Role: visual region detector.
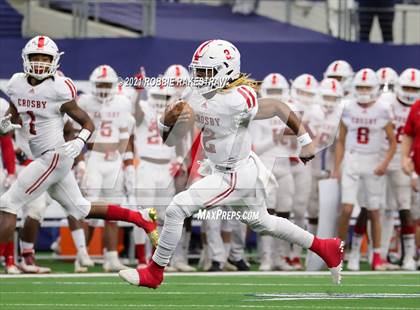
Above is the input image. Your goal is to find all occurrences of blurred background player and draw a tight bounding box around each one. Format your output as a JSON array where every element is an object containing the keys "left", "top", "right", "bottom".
[
  {"left": 288, "top": 73, "right": 324, "bottom": 269},
  {"left": 333, "top": 68, "right": 397, "bottom": 271},
  {"left": 77, "top": 64, "right": 136, "bottom": 272},
  {"left": 376, "top": 67, "right": 399, "bottom": 93},
  {"left": 250, "top": 73, "right": 295, "bottom": 271},
  {"left": 324, "top": 60, "right": 354, "bottom": 98},
  {"left": 0, "top": 97, "right": 20, "bottom": 274}
]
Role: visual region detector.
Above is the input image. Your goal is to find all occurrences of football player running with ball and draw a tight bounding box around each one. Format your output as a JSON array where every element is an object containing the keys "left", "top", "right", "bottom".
[
  {"left": 0, "top": 36, "right": 158, "bottom": 248},
  {"left": 119, "top": 39, "right": 344, "bottom": 288}
]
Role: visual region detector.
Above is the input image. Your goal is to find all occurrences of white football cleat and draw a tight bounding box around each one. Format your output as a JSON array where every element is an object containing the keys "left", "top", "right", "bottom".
[
  {"left": 164, "top": 265, "right": 178, "bottom": 273},
  {"left": 173, "top": 262, "right": 196, "bottom": 272},
  {"left": 119, "top": 268, "right": 140, "bottom": 286},
  {"left": 347, "top": 252, "right": 360, "bottom": 271},
  {"left": 223, "top": 261, "right": 238, "bottom": 272},
  {"left": 273, "top": 257, "right": 295, "bottom": 271},
  {"left": 20, "top": 251, "right": 51, "bottom": 274},
  {"left": 401, "top": 257, "right": 416, "bottom": 271},
  {"left": 5, "top": 264, "right": 22, "bottom": 274},
  {"left": 103, "top": 259, "right": 130, "bottom": 272},
  {"left": 77, "top": 252, "right": 94, "bottom": 267},
  {"left": 259, "top": 257, "right": 272, "bottom": 271}
]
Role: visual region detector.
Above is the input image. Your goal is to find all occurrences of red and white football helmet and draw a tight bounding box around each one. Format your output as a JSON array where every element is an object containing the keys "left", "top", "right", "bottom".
[
  {"left": 189, "top": 39, "right": 240, "bottom": 95},
  {"left": 164, "top": 64, "right": 189, "bottom": 97},
  {"left": 89, "top": 65, "right": 119, "bottom": 103},
  {"left": 291, "top": 74, "right": 319, "bottom": 105},
  {"left": 376, "top": 67, "right": 398, "bottom": 92},
  {"left": 22, "top": 35, "right": 63, "bottom": 80},
  {"left": 319, "top": 78, "right": 344, "bottom": 112},
  {"left": 352, "top": 68, "right": 380, "bottom": 104},
  {"left": 324, "top": 60, "right": 354, "bottom": 93},
  {"left": 397, "top": 68, "right": 420, "bottom": 105},
  {"left": 260, "top": 73, "right": 289, "bottom": 101}
]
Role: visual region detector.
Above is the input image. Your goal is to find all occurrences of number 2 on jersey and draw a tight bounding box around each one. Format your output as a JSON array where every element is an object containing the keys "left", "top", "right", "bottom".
[
  {"left": 202, "top": 127, "right": 216, "bottom": 153},
  {"left": 27, "top": 111, "right": 36, "bottom": 135},
  {"left": 357, "top": 127, "right": 369, "bottom": 144}
]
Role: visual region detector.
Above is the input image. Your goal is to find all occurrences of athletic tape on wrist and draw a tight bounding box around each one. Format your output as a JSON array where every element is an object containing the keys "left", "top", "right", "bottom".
[
  {"left": 78, "top": 128, "right": 91, "bottom": 143},
  {"left": 297, "top": 133, "right": 312, "bottom": 147}
]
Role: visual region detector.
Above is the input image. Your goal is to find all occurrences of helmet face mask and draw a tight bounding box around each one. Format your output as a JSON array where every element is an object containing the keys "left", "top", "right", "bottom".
[
  {"left": 22, "top": 36, "right": 62, "bottom": 80},
  {"left": 319, "top": 78, "right": 343, "bottom": 113},
  {"left": 396, "top": 68, "right": 420, "bottom": 105},
  {"left": 355, "top": 85, "right": 377, "bottom": 104},
  {"left": 291, "top": 74, "right": 318, "bottom": 105},
  {"left": 260, "top": 73, "right": 289, "bottom": 102},
  {"left": 89, "top": 65, "right": 119, "bottom": 104},
  {"left": 148, "top": 86, "right": 175, "bottom": 113}
]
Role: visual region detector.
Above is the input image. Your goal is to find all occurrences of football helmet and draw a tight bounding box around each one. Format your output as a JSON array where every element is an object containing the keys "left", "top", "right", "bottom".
[
  {"left": 148, "top": 85, "right": 176, "bottom": 114},
  {"left": 189, "top": 39, "right": 240, "bottom": 95},
  {"left": 376, "top": 67, "right": 398, "bottom": 92},
  {"left": 352, "top": 68, "right": 379, "bottom": 104},
  {"left": 164, "top": 64, "right": 189, "bottom": 97},
  {"left": 22, "top": 35, "right": 63, "bottom": 80},
  {"left": 319, "top": 78, "right": 344, "bottom": 112},
  {"left": 291, "top": 74, "right": 319, "bottom": 105},
  {"left": 89, "top": 65, "right": 119, "bottom": 103},
  {"left": 397, "top": 68, "right": 420, "bottom": 105},
  {"left": 260, "top": 73, "right": 289, "bottom": 101},
  {"left": 324, "top": 60, "right": 354, "bottom": 93}
]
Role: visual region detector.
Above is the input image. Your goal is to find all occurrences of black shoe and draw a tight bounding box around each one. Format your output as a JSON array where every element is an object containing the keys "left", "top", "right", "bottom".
[
  {"left": 207, "top": 261, "right": 222, "bottom": 272},
  {"left": 228, "top": 259, "right": 250, "bottom": 271}
]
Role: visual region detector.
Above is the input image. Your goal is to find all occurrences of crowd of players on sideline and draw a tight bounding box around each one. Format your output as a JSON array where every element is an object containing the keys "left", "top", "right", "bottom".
[{"left": 0, "top": 57, "right": 419, "bottom": 274}]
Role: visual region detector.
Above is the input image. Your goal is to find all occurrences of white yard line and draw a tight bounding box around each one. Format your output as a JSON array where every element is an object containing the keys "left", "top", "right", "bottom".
[
  {"left": 1, "top": 304, "right": 419, "bottom": 310},
  {"left": 0, "top": 271, "right": 419, "bottom": 279}
]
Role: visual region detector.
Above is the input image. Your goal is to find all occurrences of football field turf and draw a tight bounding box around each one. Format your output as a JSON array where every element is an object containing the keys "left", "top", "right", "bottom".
[{"left": 1, "top": 271, "right": 419, "bottom": 310}]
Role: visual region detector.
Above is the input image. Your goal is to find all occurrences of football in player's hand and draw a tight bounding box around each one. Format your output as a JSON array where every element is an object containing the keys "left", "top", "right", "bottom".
[{"left": 161, "top": 100, "right": 195, "bottom": 135}]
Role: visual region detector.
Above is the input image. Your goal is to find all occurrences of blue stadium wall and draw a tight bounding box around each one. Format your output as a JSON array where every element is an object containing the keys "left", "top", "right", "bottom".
[{"left": 0, "top": 37, "right": 419, "bottom": 81}]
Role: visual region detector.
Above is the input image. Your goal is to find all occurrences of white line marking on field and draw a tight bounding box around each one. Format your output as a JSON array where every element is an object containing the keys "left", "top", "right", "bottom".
[
  {"left": 0, "top": 271, "right": 419, "bottom": 279},
  {"left": 244, "top": 292, "right": 420, "bottom": 301},
  {"left": 1, "top": 304, "right": 419, "bottom": 310}
]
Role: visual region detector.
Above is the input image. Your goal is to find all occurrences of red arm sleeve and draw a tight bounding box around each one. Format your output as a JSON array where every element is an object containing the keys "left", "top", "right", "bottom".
[{"left": 0, "top": 135, "right": 16, "bottom": 175}]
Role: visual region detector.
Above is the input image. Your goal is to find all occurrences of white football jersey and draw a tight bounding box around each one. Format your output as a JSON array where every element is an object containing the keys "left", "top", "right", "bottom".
[
  {"left": 342, "top": 96, "right": 392, "bottom": 154},
  {"left": 135, "top": 100, "right": 176, "bottom": 160},
  {"left": 384, "top": 93, "right": 411, "bottom": 170},
  {"left": 0, "top": 97, "right": 9, "bottom": 116},
  {"left": 6, "top": 73, "right": 76, "bottom": 158},
  {"left": 184, "top": 85, "right": 258, "bottom": 166},
  {"left": 77, "top": 93, "right": 130, "bottom": 144}
]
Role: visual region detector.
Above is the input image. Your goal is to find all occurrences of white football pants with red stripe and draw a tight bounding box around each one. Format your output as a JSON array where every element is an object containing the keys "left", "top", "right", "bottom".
[
  {"left": 0, "top": 151, "right": 91, "bottom": 220},
  {"left": 153, "top": 156, "right": 314, "bottom": 267}
]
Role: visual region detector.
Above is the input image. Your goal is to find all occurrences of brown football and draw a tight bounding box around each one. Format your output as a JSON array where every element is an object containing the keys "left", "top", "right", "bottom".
[{"left": 162, "top": 100, "right": 195, "bottom": 133}]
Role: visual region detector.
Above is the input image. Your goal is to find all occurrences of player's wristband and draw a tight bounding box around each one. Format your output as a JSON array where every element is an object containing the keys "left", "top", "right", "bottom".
[
  {"left": 122, "top": 151, "right": 134, "bottom": 161},
  {"left": 297, "top": 133, "right": 312, "bottom": 147},
  {"left": 77, "top": 128, "right": 92, "bottom": 143},
  {"left": 158, "top": 119, "right": 171, "bottom": 133}
]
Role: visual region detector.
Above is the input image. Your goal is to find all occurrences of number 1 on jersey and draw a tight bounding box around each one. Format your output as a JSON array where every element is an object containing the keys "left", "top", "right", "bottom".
[{"left": 27, "top": 111, "right": 36, "bottom": 135}]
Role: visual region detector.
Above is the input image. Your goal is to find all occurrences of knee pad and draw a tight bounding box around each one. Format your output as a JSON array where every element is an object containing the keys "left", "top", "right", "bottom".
[
  {"left": 165, "top": 203, "right": 188, "bottom": 225},
  {"left": 0, "top": 192, "right": 19, "bottom": 215},
  {"left": 70, "top": 196, "right": 91, "bottom": 220}
]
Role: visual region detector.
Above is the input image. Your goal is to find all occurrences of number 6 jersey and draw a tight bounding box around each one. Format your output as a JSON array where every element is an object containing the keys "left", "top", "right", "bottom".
[{"left": 341, "top": 94, "right": 392, "bottom": 154}]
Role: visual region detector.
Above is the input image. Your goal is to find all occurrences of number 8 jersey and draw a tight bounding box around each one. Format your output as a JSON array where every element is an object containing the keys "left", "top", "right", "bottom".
[{"left": 341, "top": 95, "right": 392, "bottom": 154}]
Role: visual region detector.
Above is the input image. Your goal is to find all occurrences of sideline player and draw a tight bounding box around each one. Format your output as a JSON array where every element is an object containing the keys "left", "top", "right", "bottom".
[
  {"left": 333, "top": 68, "right": 397, "bottom": 270},
  {"left": 0, "top": 36, "right": 158, "bottom": 249},
  {"left": 119, "top": 39, "right": 344, "bottom": 288}
]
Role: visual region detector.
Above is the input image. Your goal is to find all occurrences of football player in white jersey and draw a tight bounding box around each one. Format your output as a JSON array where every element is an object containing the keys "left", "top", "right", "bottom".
[
  {"left": 324, "top": 60, "right": 354, "bottom": 96},
  {"left": 349, "top": 68, "right": 420, "bottom": 271},
  {"left": 308, "top": 78, "right": 345, "bottom": 237},
  {"left": 77, "top": 64, "right": 137, "bottom": 272},
  {"left": 0, "top": 36, "right": 158, "bottom": 251},
  {"left": 0, "top": 97, "right": 21, "bottom": 274},
  {"left": 120, "top": 39, "right": 344, "bottom": 288},
  {"left": 333, "top": 68, "right": 397, "bottom": 271},
  {"left": 250, "top": 73, "right": 294, "bottom": 271},
  {"left": 288, "top": 73, "right": 325, "bottom": 269},
  {"left": 376, "top": 67, "right": 399, "bottom": 93}
]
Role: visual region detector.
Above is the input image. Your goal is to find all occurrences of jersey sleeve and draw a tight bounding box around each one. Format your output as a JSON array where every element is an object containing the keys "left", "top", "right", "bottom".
[
  {"left": 231, "top": 85, "right": 258, "bottom": 127},
  {"left": 0, "top": 98, "right": 10, "bottom": 116},
  {"left": 5, "top": 73, "right": 21, "bottom": 99},
  {"left": 404, "top": 101, "right": 420, "bottom": 137},
  {"left": 55, "top": 76, "right": 77, "bottom": 104}
]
